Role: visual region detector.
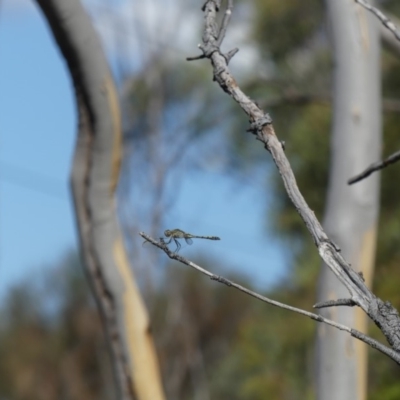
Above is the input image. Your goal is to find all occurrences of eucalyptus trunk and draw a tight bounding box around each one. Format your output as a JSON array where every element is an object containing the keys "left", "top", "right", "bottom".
[
  {"left": 316, "top": 1, "right": 381, "bottom": 399},
  {"left": 35, "top": 1, "right": 166, "bottom": 399}
]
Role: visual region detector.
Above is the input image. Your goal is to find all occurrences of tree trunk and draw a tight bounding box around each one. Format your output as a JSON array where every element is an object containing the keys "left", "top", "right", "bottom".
[
  {"left": 316, "top": 1, "right": 381, "bottom": 399},
  {"left": 34, "top": 1, "right": 166, "bottom": 399}
]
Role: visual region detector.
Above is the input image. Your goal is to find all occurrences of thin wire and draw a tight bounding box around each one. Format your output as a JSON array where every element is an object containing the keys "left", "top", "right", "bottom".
[{"left": 0, "top": 161, "right": 67, "bottom": 200}]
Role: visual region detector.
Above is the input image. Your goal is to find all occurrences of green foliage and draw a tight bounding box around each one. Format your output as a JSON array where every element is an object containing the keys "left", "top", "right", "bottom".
[
  {"left": 376, "top": 51, "right": 400, "bottom": 269},
  {"left": 151, "top": 261, "right": 257, "bottom": 399},
  {"left": 0, "top": 253, "right": 113, "bottom": 400},
  {"left": 123, "top": 58, "right": 227, "bottom": 147},
  {"left": 212, "top": 293, "right": 315, "bottom": 399},
  {"left": 0, "top": 251, "right": 319, "bottom": 400},
  {"left": 271, "top": 103, "right": 331, "bottom": 242},
  {"left": 382, "top": 0, "right": 400, "bottom": 17},
  {"left": 252, "top": 0, "right": 323, "bottom": 62}
]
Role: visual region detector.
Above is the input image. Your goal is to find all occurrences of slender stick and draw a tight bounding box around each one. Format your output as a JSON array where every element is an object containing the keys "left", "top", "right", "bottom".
[
  {"left": 355, "top": 0, "right": 400, "bottom": 42},
  {"left": 140, "top": 232, "right": 400, "bottom": 365},
  {"left": 348, "top": 149, "right": 400, "bottom": 185}
]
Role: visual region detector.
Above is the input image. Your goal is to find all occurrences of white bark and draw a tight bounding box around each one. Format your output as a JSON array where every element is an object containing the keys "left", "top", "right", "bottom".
[
  {"left": 35, "top": 1, "right": 166, "bottom": 398},
  {"left": 316, "top": 1, "right": 381, "bottom": 399}
]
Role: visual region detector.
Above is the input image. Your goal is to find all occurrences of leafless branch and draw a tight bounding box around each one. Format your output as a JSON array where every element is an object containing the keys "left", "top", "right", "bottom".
[
  {"left": 186, "top": 0, "right": 400, "bottom": 362},
  {"left": 355, "top": 0, "right": 400, "bottom": 42},
  {"left": 216, "top": 0, "right": 233, "bottom": 46},
  {"left": 348, "top": 150, "right": 400, "bottom": 184},
  {"left": 381, "top": 19, "right": 400, "bottom": 58},
  {"left": 140, "top": 232, "right": 400, "bottom": 364},
  {"left": 314, "top": 298, "right": 357, "bottom": 308}
]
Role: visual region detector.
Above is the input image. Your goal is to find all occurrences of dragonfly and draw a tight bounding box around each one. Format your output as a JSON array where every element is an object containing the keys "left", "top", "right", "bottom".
[{"left": 162, "top": 229, "right": 220, "bottom": 253}]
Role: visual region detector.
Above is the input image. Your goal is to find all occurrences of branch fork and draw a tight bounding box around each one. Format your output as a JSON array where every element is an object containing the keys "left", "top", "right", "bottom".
[
  {"left": 143, "top": 0, "right": 400, "bottom": 366},
  {"left": 186, "top": 0, "right": 400, "bottom": 364}
]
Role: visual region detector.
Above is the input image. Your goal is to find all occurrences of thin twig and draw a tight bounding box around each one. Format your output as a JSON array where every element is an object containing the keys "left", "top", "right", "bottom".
[
  {"left": 314, "top": 298, "right": 357, "bottom": 308},
  {"left": 217, "top": 0, "right": 233, "bottom": 46},
  {"left": 140, "top": 232, "right": 400, "bottom": 365},
  {"left": 348, "top": 149, "right": 400, "bottom": 184},
  {"left": 138, "top": 232, "right": 355, "bottom": 328},
  {"left": 355, "top": 0, "right": 400, "bottom": 42}
]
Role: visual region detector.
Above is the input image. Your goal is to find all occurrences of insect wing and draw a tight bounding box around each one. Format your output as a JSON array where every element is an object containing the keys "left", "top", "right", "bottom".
[{"left": 184, "top": 237, "right": 193, "bottom": 245}]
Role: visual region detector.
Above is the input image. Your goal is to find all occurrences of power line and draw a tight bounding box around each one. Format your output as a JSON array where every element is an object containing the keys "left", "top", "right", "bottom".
[{"left": 0, "top": 161, "right": 67, "bottom": 200}]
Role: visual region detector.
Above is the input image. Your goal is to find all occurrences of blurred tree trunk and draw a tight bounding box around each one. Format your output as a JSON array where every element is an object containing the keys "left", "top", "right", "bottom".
[
  {"left": 34, "top": 1, "right": 166, "bottom": 399},
  {"left": 316, "top": 1, "right": 381, "bottom": 399}
]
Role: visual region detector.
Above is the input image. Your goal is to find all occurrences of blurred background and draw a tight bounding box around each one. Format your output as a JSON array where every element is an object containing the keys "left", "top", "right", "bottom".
[{"left": 2, "top": 0, "right": 400, "bottom": 399}]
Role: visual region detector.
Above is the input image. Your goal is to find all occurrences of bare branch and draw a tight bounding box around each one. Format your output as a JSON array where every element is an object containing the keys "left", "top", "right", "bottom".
[
  {"left": 348, "top": 150, "right": 400, "bottom": 185},
  {"left": 140, "top": 232, "right": 400, "bottom": 365},
  {"left": 187, "top": 0, "right": 400, "bottom": 359},
  {"left": 314, "top": 298, "right": 357, "bottom": 308},
  {"left": 192, "top": 0, "right": 367, "bottom": 306},
  {"left": 381, "top": 19, "right": 400, "bottom": 58},
  {"left": 139, "top": 233, "right": 355, "bottom": 328},
  {"left": 355, "top": 0, "right": 400, "bottom": 42},
  {"left": 216, "top": 0, "right": 233, "bottom": 46}
]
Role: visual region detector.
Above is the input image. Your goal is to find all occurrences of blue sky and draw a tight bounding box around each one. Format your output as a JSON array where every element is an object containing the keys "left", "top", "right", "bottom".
[
  {"left": 0, "top": 0, "right": 287, "bottom": 299},
  {"left": 0, "top": 0, "right": 76, "bottom": 298}
]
